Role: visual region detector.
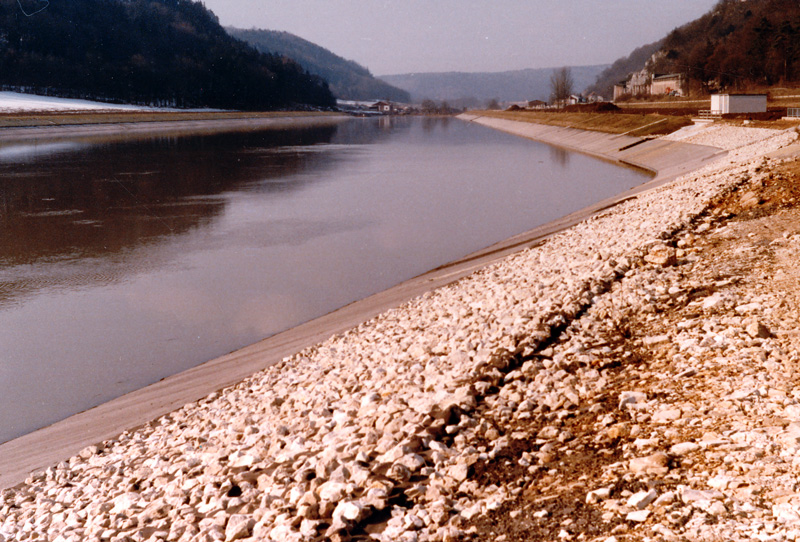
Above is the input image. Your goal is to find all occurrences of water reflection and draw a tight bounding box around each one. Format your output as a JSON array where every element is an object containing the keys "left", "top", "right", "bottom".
[
  {"left": 0, "top": 141, "right": 90, "bottom": 162},
  {"left": 550, "top": 146, "right": 571, "bottom": 168},
  {"left": 328, "top": 116, "right": 410, "bottom": 143},
  {"left": 0, "top": 126, "right": 347, "bottom": 307}
]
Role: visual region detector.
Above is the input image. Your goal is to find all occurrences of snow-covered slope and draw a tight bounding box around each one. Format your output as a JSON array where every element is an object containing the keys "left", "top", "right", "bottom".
[{"left": 0, "top": 92, "right": 162, "bottom": 113}]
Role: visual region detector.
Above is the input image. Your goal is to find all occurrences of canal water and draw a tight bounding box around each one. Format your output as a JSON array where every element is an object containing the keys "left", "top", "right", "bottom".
[{"left": 0, "top": 117, "right": 648, "bottom": 443}]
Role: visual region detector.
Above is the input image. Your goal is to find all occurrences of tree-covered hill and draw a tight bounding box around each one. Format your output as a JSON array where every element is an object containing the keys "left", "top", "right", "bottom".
[
  {"left": 652, "top": 0, "right": 800, "bottom": 91},
  {"left": 0, "top": 0, "right": 336, "bottom": 110},
  {"left": 593, "top": 0, "right": 800, "bottom": 96},
  {"left": 227, "top": 28, "right": 410, "bottom": 103}
]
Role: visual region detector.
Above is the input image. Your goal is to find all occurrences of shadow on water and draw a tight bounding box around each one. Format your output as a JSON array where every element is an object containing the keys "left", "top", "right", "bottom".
[
  {"left": 421, "top": 116, "right": 455, "bottom": 133},
  {"left": 0, "top": 125, "right": 360, "bottom": 306}
]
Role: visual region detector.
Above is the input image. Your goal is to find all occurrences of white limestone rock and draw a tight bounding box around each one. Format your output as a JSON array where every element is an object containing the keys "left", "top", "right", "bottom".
[
  {"left": 224, "top": 514, "right": 253, "bottom": 542},
  {"left": 627, "top": 489, "right": 658, "bottom": 510},
  {"left": 619, "top": 391, "right": 647, "bottom": 410},
  {"left": 669, "top": 442, "right": 699, "bottom": 456},
  {"left": 629, "top": 452, "right": 670, "bottom": 475},
  {"left": 625, "top": 509, "right": 650, "bottom": 522}
]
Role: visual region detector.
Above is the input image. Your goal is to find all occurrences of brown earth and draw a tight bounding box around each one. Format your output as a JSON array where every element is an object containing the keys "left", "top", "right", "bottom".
[
  {"left": 451, "top": 155, "right": 800, "bottom": 541},
  {"left": 0, "top": 110, "right": 336, "bottom": 128},
  {"left": 474, "top": 110, "right": 693, "bottom": 137}
]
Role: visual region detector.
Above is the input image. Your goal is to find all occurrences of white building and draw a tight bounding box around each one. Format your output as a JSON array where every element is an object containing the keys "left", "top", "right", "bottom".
[{"left": 711, "top": 94, "right": 767, "bottom": 115}]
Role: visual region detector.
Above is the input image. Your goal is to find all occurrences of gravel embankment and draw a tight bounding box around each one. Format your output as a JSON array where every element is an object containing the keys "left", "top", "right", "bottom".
[
  {"left": 0, "top": 123, "right": 798, "bottom": 542},
  {"left": 662, "top": 123, "right": 785, "bottom": 148}
]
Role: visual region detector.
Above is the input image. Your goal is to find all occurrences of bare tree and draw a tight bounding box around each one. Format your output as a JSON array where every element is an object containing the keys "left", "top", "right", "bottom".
[
  {"left": 421, "top": 99, "right": 437, "bottom": 114},
  {"left": 549, "top": 67, "right": 574, "bottom": 106}
]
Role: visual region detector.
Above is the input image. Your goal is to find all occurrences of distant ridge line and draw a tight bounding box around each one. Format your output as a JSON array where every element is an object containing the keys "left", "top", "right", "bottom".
[{"left": 379, "top": 65, "right": 609, "bottom": 103}]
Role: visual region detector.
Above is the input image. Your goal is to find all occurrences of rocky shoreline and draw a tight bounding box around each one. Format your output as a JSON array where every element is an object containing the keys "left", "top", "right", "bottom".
[{"left": 1, "top": 122, "right": 799, "bottom": 542}]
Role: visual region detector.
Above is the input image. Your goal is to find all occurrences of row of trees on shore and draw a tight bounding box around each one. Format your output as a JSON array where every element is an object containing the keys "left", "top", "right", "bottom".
[
  {"left": 420, "top": 99, "right": 462, "bottom": 115},
  {"left": 415, "top": 67, "right": 576, "bottom": 112}
]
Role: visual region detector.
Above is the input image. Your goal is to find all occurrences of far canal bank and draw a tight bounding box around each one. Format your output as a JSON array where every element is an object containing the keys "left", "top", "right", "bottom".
[{"left": 0, "top": 112, "right": 349, "bottom": 143}]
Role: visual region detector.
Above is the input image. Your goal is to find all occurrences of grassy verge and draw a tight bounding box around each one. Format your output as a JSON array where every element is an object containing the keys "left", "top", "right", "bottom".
[
  {"left": 471, "top": 110, "right": 693, "bottom": 136},
  {"left": 0, "top": 110, "right": 339, "bottom": 129},
  {"left": 616, "top": 98, "right": 709, "bottom": 109},
  {"left": 616, "top": 89, "right": 800, "bottom": 110}
]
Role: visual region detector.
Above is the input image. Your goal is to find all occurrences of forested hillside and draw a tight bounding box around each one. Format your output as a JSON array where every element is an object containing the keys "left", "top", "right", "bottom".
[
  {"left": 228, "top": 28, "right": 410, "bottom": 102},
  {"left": 0, "top": 0, "right": 336, "bottom": 110},
  {"left": 652, "top": 0, "right": 800, "bottom": 91}
]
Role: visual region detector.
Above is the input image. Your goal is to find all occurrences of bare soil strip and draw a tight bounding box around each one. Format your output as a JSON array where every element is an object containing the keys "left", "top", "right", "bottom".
[
  {"left": 0, "top": 110, "right": 340, "bottom": 129},
  {"left": 0, "top": 113, "right": 348, "bottom": 144}
]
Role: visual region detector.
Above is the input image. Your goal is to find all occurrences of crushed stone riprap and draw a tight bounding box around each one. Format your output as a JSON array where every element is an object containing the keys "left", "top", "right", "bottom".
[
  {"left": 0, "top": 124, "right": 798, "bottom": 542},
  {"left": 662, "top": 123, "right": 782, "bottom": 150},
  {"left": 465, "top": 151, "right": 800, "bottom": 541}
]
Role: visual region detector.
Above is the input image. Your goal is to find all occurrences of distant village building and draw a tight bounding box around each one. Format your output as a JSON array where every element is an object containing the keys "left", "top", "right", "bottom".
[
  {"left": 628, "top": 69, "right": 650, "bottom": 96},
  {"left": 650, "top": 74, "right": 685, "bottom": 96},
  {"left": 336, "top": 99, "right": 379, "bottom": 114},
  {"left": 614, "top": 71, "right": 687, "bottom": 101},
  {"left": 710, "top": 93, "right": 767, "bottom": 115},
  {"left": 371, "top": 101, "right": 395, "bottom": 114},
  {"left": 336, "top": 99, "right": 409, "bottom": 116},
  {"left": 613, "top": 83, "right": 628, "bottom": 102},
  {"left": 542, "top": 94, "right": 607, "bottom": 108}
]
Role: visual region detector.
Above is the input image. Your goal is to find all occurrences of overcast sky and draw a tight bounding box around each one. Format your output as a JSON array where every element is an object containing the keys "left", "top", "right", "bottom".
[{"left": 202, "top": 0, "right": 720, "bottom": 76}]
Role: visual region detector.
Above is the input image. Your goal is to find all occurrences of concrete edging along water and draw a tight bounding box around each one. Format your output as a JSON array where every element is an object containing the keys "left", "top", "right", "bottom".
[
  {"left": 0, "top": 116, "right": 727, "bottom": 490},
  {"left": 0, "top": 114, "right": 350, "bottom": 144},
  {"left": 458, "top": 113, "right": 727, "bottom": 184}
]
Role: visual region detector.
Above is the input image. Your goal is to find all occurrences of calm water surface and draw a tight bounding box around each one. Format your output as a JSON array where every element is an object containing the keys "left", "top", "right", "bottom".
[{"left": 0, "top": 117, "right": 648, "bottom": 443}]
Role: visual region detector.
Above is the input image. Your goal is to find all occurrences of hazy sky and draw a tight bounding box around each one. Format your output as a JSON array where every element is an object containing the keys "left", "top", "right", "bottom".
[{"left": 203, "top": 1, "right": 720, "bottom": 76}]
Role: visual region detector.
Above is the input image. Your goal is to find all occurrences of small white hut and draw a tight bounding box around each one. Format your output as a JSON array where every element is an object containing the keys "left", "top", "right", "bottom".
[{"left": 711, "top": 94, "right": 767, "bottom": 115}]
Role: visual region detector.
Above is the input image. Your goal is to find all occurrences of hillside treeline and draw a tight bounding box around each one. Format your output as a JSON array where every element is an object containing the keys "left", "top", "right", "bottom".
[
  {"left": 0, "top": 0, "right": 336, "bottom": 109},
  {"left": 653, "top": 0, "right": 800, "bottom": 91},
  {"left": 228, "top": 28, "right": 410, "bottom": 103}
]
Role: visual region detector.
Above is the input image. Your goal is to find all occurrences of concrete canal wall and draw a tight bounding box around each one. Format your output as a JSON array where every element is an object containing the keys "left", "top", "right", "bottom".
[{"left": 458, "top": 113, "right": 727, "bottom": 184}]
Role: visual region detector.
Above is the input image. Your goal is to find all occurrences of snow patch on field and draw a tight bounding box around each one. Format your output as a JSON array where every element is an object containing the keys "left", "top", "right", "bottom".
[{"left": 0, "top": 91, "right": 165, "bottom": 113}]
